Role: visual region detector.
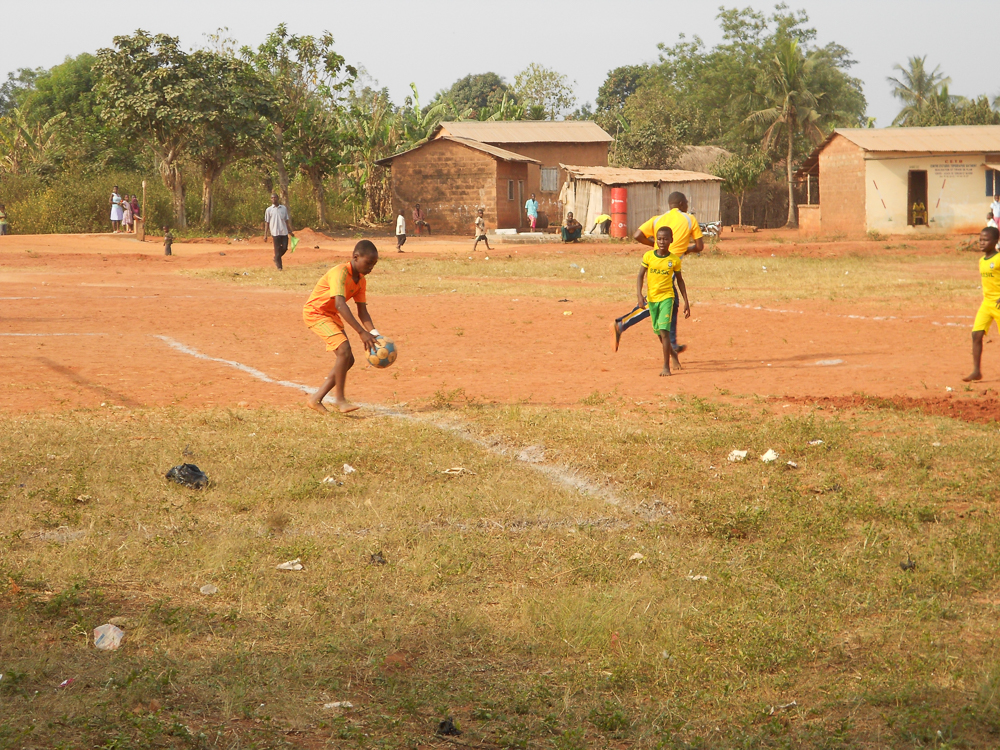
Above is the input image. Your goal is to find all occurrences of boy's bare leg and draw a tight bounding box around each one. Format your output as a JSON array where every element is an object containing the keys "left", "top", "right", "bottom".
[
  {"left": 331, "top": 342, "right": 359, "bottom": 412},
  {"left": 307, "top": 341, "right": 360, "bottom": 413},
  {"left": 307, "top": 368, "right": 336, "bottom": 413},
  {"left": 964, "top": 330, "right": 985, "bottom": 381},
  {"left": 657, "top": 331, "right": 671, "bottom": 377}
]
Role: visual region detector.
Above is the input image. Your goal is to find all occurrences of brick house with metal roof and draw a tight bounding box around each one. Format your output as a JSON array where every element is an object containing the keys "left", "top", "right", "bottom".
[
  {"left": 795, "top": 125, "right": 1000, "bottom": 236},
  {"left": 377, "top": 121, "right": 612, "bottom": 235}
]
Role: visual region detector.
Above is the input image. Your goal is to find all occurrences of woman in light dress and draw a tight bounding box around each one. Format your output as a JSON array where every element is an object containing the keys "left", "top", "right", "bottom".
[
  {"left": 122, "top": 194, "right": 134, "bottom": 233},
  {"left": 110, "top": 185, "right": 124, "bottom": 232}
]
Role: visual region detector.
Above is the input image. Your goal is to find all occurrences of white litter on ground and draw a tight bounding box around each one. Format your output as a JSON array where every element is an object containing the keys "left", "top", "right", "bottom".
[
  {"left": 276, "top": 558, "right": 304, "bottom": 571},
  {"left": 728, "top": 450, "right": 748, "bottom": 462},
  {"left": 155, "top": 336, "right": 622, "bottom": 505},
  {"left": 760, "top": 449, "right": 779, "bottom": 463}
]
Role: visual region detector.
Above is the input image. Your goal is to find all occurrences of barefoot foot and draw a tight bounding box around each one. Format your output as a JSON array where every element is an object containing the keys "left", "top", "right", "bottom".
[
  {"left": 963, "top": 372, "right": 983, "bottom": 382},
  {"left": 671, "top": 355, "right": 682, "bottom": 370},
  {"left": 335, "top": 400, "right": 360, "bottom": 414},
  {"left": 306, "top": 398, "right": 329, "bottom": 414},
  {"left": 660, "top": 367, "right": 671, "bottom": 377}
]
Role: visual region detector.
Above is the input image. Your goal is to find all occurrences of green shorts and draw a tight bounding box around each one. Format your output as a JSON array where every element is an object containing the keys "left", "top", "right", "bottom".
[{"left": 648, "top": 298, "right": 675, "bottom": 333}]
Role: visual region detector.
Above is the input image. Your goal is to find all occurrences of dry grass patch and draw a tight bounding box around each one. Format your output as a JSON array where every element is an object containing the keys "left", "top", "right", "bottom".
[
  {"left": 1, "top": 402, "right": 1000, "bottom": 747},
  {"left": 188, "top": 250, "right": 983, "bottom": 309}
]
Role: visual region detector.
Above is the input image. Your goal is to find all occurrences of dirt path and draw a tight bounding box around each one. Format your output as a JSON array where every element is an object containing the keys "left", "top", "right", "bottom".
[{"left": 1, "top": 231, "right": 996, "bottom": 418}]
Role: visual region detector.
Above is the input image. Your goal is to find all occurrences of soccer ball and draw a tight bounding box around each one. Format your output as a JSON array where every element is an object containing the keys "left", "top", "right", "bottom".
[{"left": 367, "top": 336, "right": 398, "bottom": 368}]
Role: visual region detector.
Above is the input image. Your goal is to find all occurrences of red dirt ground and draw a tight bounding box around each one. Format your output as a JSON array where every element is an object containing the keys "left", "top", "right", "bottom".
[{"left": 1, "top": 229, "right": 996, "bottom": 423}]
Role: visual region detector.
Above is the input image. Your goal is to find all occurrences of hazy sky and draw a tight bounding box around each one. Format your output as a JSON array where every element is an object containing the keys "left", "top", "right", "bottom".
[{"left": 1, "top": 0, "right": 994, "bottom": 128}]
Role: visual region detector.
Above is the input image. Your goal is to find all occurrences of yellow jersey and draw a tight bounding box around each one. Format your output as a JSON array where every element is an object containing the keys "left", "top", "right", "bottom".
[
  {"left": 638, "top": 208, "right": 703, "bottom": 256},
  {"left": 642, "top": 250, "right": 682, "bottom": 303},
  {"left": 982, "top": 253, "right": 1000, "bottom": 305}
]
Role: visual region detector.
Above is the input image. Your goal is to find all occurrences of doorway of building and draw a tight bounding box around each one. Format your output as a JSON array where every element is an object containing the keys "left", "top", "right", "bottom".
[{"left": 907, "top": 170, "right": 928, "bottom": 226}]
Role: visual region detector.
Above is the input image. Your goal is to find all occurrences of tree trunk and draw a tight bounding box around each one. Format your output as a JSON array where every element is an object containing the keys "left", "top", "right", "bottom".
[
  {"left": 306, "top": 167, "right": 327, "bottom": 228},
  {"left": 159, "top": 157, "right": 187, "bottom": 229},
  {"left": 785, "top": 127, "right": 797, "bottom": 228},
  {"left": 272, "top": 125, "right": 290, "bottom": 207},
  {"left": 200, "top": 160, "right": 225, "bottom": 227},
  {"left": 737, "top": 194, "right": 744, "bottom": 226}
]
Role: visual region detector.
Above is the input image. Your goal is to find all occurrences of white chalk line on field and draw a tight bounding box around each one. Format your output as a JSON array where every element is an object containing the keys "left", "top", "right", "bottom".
[
  {"left": 711, "top": 301, "right": 972, "bottom": 328},
  {"left": 154, "top": 335, "right": 621, "bottom": 505}
]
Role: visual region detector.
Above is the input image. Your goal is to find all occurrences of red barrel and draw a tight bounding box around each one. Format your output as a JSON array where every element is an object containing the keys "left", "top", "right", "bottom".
[{"left": 610, "top": 187, "right": 628, "bottom": 238}]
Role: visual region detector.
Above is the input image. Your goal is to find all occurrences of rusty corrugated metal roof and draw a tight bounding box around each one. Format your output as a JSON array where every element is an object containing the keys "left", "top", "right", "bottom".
[
  {"left": 796, "top": 125, "right": 1000, "bottom": 179},
  {"left": 561, "top": 164, "right": 723, "bottom": 186},
  {"left": 835, "top": 125, "right": 1000, "bottom": 152},
  {"left": 375, "top": 136, "right": 540, "bottom": 166},
  {"left": 436, "top": 121, "right": 613, "bottom": 144}
]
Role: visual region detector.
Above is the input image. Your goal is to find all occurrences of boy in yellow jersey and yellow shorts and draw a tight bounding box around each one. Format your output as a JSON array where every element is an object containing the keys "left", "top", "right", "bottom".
[
  {"left": 637, "top": 226, "right": 691, "bottom": 375},
  {"left": 303, "top": 240, "right": 380, "bottom": 413},
  {"left": 964, "top": 226, "right": 1000, "bottom": 382}
]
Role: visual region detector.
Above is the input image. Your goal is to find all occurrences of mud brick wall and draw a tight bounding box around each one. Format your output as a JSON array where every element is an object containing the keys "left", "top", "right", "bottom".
[
  {"left": 490, "top": 142, "right": 609, "bottom": 225},
  {"left": 389, "top": 139, "right": 499, "bottom": 236},
  {"left": 817, "top": 135, "right": 866, "bottom": 236}
]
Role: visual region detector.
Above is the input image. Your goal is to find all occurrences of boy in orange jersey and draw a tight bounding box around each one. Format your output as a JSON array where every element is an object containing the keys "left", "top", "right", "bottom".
[
  {"left": 964, "top": 226, "right": 1000, "bottom": 382},
  {"left": 303, "top": 240, "right": 380, "bottom": 413}
]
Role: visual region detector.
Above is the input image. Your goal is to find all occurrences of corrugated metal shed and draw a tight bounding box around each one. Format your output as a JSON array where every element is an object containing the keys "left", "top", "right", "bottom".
[
  {"left": 796, "top": 125, "right": 1000, "bottom": 177},
  {"left": 375, "top": 136, "right": 540, "bottom": 166},
  {"left": 559, "top": 165, "right": 723, "bottom": 185},
  {"left": 435, "top": 121, "right": 613, "bottom": 144},
  {"left": 560, "top": 165, "right": 722, "bottom": 230}
]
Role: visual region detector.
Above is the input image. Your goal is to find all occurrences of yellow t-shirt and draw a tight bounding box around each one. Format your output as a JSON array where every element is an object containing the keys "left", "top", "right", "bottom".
[
  {"left": 641, "top": 250, "right": 682, "bottom": 303},
  {"left": 982, "top": 254, "right": 1000, "bottom": 305},
  {"left": 638, "top": 208, "right": 703, "bottom": 256}
]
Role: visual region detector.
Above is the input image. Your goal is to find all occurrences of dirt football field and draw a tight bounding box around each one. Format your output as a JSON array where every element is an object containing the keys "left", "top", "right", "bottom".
[{"left": 0, "top": 228, "right": 997, "bottom": 419}]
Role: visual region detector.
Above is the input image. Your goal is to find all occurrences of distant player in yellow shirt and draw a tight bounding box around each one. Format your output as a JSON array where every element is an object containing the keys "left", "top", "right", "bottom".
[
  {"left": 964, "top": 226, "right": 1000, "bottom": 381},
  {"left": 611, "top": 191, "right": 702, "bottom": 352},
  {"left": 637, "top": 226, "right": 690, "bottom": 375}
]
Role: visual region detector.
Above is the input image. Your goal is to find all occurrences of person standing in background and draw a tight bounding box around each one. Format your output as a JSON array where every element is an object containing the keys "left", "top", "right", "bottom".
[
  {"left": 524, "top": 193, "right": 539, "bottom": 230},
  {"left": 263, "top": 193, "right": 294, "bottom": 270},
  {"left": 0, "top": 204, "right": 10, "bottom": 235},
  {"left": 395, "top": 209, "right": 406, "bottom": 252},
  {"left": 473, "top": 208, "right": 491, "bottom": 252},
  {"left": 122, "top": 196, "right": 134, "bottom": 233},
  {"left": 412, "top": 204, "right": 431, "bottom": 235},
  {"left": 110, "top": 185, "right": 124, "bottom": 233}
]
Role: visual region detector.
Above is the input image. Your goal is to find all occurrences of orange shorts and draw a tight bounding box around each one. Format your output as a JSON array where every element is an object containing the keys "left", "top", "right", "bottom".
[{"left": 305, "top": 315, "right": 348, "bottom": 352}]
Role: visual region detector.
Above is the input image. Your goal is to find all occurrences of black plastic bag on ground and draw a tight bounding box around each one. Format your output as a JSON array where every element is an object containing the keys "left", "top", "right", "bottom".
[{"left": 166, "top": 463, "right": 209, "bottom": 489}]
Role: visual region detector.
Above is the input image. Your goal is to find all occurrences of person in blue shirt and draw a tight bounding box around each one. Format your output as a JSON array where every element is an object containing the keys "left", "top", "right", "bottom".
[{"left": 524, "top": 193, "right": 539, "bottom": 230}]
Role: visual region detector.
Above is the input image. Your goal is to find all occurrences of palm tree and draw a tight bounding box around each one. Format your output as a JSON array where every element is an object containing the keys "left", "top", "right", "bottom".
[
  {"left": 745, "top": 39, "right": 825, "bottom": 228},
  {"left": 887, "top": 56, "right": 950, "bottom": 126}
]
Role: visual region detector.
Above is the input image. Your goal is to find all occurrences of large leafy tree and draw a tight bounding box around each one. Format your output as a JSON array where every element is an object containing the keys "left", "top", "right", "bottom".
[
  {"left": 431, "top": 73, "right": 513, "bottom": 118},
  {"left": 241, "top": 25, "right": 357, "bottom": 211},
  {"left": 189, "top": 51, "right": 265, "bottom": 226},
  {"left": 95, "top": 31, "right": 210, "bottom": 228},
  {"left": 18, "top": 53, "right": 137, "bottom": 171},
  {"left": 887, "top": 56, "right": 950, "bottom": 126},
  {"left": 512, "top": 64, "right": 577, "bottom": 120},
  {"left": 711, "top": 149, "right": 768, "bottom": 226},
  {"left": 0, "top": 68, "right": 44, "bottom": 117},
  {"left": 745, "top": 39, "right": 826, "bottom": 228}
]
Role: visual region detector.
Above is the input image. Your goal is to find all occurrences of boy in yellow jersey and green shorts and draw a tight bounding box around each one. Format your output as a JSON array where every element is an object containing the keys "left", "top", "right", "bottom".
[
  {"left": 964, "top": 226, "right": 1000, "bottom": 382},
  {"left": 637, "top": 226, "right": 690, "bottom": 375},
  {"left": 612, "top": 191, "right": 703, "bottom": 353}
]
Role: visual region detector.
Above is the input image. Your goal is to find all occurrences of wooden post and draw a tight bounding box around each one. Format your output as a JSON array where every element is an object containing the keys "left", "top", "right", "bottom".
[{"left": 134, "top": 180, "right": 147, "bottom": 241}]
